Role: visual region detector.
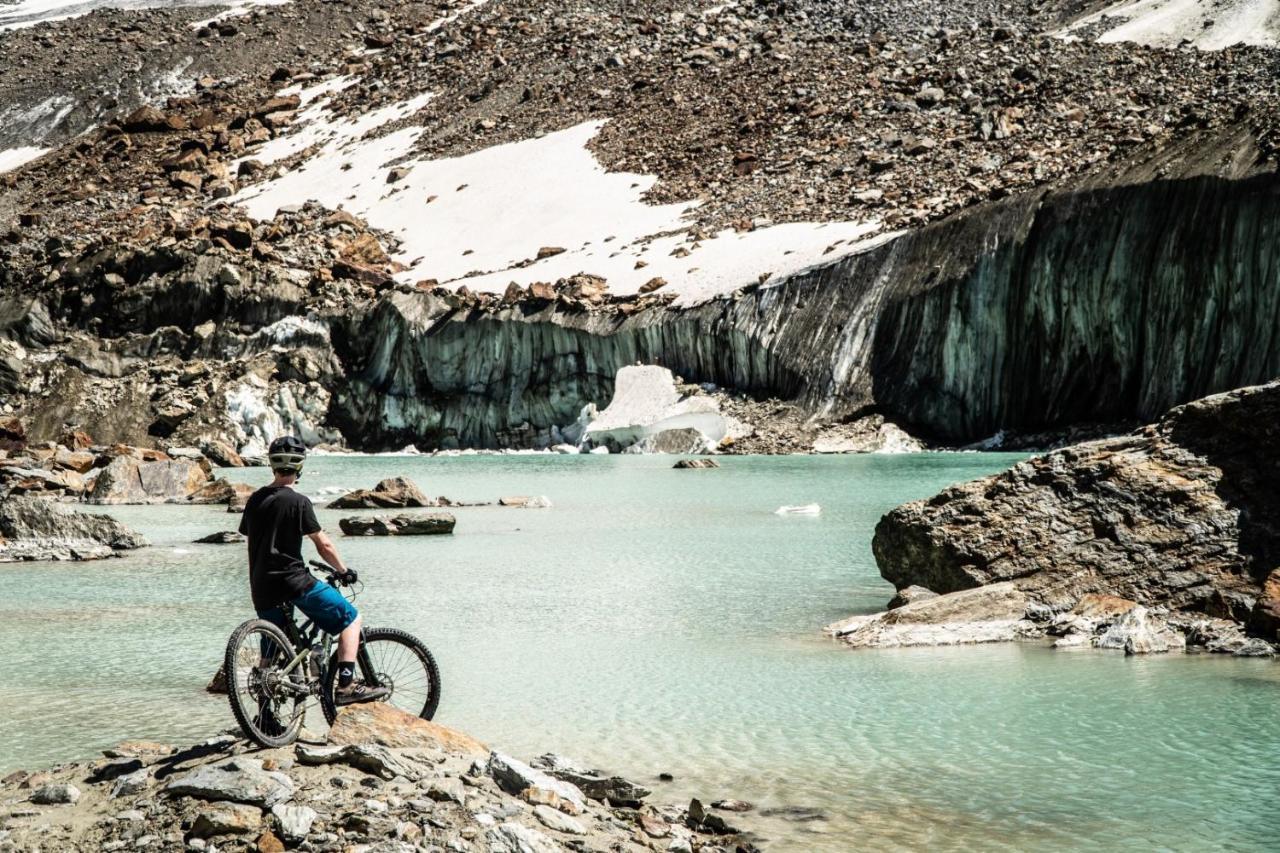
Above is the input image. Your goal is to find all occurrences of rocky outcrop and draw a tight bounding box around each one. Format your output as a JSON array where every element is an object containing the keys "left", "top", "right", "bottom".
[
  {"left": 87, "top": 455, "right": 210, "bottom": 505},
  {"left": 338, "top": 513, "right": 456, "bottom": 536},
  {"left": 0, "top": 495, "right": 147, "bottom": 561},
  {"left": 873, "top": 381, "right": 1280, "bottom": 625}
]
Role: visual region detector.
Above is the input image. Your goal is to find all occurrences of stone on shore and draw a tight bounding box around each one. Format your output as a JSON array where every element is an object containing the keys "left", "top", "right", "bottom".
[
  {"left": 328, "top": 476, "right": 432, "bottom": 509},
  {"left": 186, "top": 478, "right": 254, "bottom": 506},
  {"left": 1094, "top": 606, "right": 1186, "bottom": 655},
  {"left": 872, "top": 382, "right": 1280, "bottom": 621},
  {"left": 30, "top": 782, "right": 80, "bottom": 805},
  {"left": 295, "top": 742, "right": 425, "bottom": 781},
  {"left": 489, "top": 752, "right": 587, "bottom": 814},
  {"left": 270, "top": 803, "right": 317, "bottom": 842},
  {"left": 338, "top": 512, "right": 455, "bottom": 536},
  {"left": 162, "top": 757, "right": 294, "bottom": 807},
  {"left": 827, "top": 583, "right": 1035, "bottom": 648},
  {"left": 190, "top": 802, "right": 263, "bottom": 837},
  {"left": 326, "top": 703, "right": 488, "bottom": 756},
  {"left": 87, "top": 455, "right": 210, "bottom": 504},
  {"left": 0, "top": 495, "right": 148, "bottom": 561},
  {"left": 887, "top": 585, "right": 938, "bottom": 609}
]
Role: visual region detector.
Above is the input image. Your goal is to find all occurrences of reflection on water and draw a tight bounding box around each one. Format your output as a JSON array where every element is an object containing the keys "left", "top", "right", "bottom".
[{"left": 4, "top": 453, "right": 1280, "bottom": 851}]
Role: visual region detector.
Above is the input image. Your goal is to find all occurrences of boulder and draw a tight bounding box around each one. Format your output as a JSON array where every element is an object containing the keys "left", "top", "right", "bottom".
[
  {"left": 529, "top": 754, "right": 649, "bottom": 805},
  {"left": 201, "top": 439, "right": 246, "bottom": 468},
  {"left": 190, "top": 802, "right": 263, "bottom": 837},
  {"left": 187, "top": 479, "right": 254, "bottom": 506},
  {"left": 873, "top": 382, "right": 1280, "bottom": 617},
  {"left": 338, "top": 513, "right": 455, "bottom": 536},
  {"left": 30, "top": 782, "right": 80, "bottom": 805},
  {"left": 87, "top": 456, "right": 209, "bottom": 504},
  {"left": 488, "top": 822, "right": 562, "bottom": 853},
  {"left": 270, "top": 803, "right": 316, "bottom": 842},
  {"left": 0, "top": 496, "right": 147, "bottom": 561},
  {"left": 328, "top": 476, "right": 431, "bottom": 509},
  {"left": 887, "top": 585, "right": 938, "bottom": 609},
  {"left": 585, "top": 366, "right": 746, "bottom": 452},
  {"left": 162, "top": 757, "right": 294, "bottom": 808},
  {"left": 673, "top": 458, "right": 719, "bottom": 469},
  {"left": 827, "top": 583, "right": 1035, "bottom": 648},
  {"left": 326, "top": 703, "right": 487, "bottom": 756},
  {"left": 489, "top": 752, "right": 587, "bottom": 814}
]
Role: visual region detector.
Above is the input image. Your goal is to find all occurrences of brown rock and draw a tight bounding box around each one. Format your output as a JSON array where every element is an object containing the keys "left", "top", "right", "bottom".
[
  {"left": 123, "top": 105, "right": 187, "bottom": 132},
  {"left": 0, "top": 417, "right": 26, "bottom": 452},
  {"left": 536, "top": 246, "right": 566, "bottom": 259},
  {"left": 255, "top": 95, "right": 301, "bottom": 117},
  {"left": 329, "top": 476, "right": 431, "bottom": 509},
  {"left": 257, "top": 830, "right": 285, "bottom": 853},
  {"left": 639, "top": 277, "right": 667, "bottom": 293},
  {"left": 58, "top": 429, "right": 94, "bottom": 450},
  {"left": 327, "top": 703, "right": 487, "bottom": 756},
  {"left": 1248, "top": 569, "right": 1280, "bottom": 641}
]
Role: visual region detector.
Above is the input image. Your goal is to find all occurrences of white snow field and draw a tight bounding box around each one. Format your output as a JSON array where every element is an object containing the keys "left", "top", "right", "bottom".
[
  {"left": 1061, "top": 0, "right": 1280, "bottom": 49},
  {"left": 0, "top": 146, "right": 49, "bottom": 174},
  {"left": 234, "top": 86, "right": 890, "bottom": 307}
]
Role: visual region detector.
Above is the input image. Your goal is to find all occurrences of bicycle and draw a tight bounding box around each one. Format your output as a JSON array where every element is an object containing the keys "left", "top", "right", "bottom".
[{"left": 223, "top": 560, "right": 442, "bottom": 748}]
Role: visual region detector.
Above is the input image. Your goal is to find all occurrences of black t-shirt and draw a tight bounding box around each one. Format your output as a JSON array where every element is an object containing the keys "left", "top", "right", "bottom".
[{"left": 238, "top": 485, "right": 322, "bottom": 610}]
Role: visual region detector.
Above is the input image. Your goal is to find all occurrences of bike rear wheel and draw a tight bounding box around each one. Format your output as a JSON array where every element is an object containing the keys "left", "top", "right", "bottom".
[
  {"left": 320, "top": 627, "right": 441, "bottom": 724},
  {"left": 225, "top": 619, "right": 308, "bottom": 748}
]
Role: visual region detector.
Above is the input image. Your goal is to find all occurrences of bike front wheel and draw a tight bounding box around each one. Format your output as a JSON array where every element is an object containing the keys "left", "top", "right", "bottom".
[
  {"left": 225, "top": 619, "right": 307, "bottom": 748},
  {"left": 320, "top": 627, "right": 441, "bottom": 724}
]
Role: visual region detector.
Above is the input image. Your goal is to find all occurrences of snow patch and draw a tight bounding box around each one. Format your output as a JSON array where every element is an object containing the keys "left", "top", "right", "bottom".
[
  {"left": 0, "top": 146, "right": 50, "bottom": 174},
  {"left": 1059, "top": 0, "right": 1280, "bottom": 49},
  {"left": 584, "top": 365, "right": 746, "bottom": 451},
  {"left": 234, "top": 95, "right": 886, "bottom": 307}
]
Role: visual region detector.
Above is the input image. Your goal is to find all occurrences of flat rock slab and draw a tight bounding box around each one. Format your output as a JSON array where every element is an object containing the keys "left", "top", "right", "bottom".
[
  {"left": 828, "top": 583, "right": 1036, "bottom": 648},
  {"left": 162, "top": 757, "right": 294, "bottom": 808},
  {"left": 0, "top": 495, "right": 147, "bottom": 562},
  {"left": 338, "top": 513, "right": 455, "bottom": 536}
]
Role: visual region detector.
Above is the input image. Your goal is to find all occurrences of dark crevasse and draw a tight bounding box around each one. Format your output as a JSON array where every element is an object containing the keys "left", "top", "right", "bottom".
[{"left": 328, "top": 142, "right": 1280, "bottom": 449}]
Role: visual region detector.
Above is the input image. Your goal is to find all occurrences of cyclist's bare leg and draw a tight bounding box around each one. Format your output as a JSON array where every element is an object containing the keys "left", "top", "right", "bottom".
[{"left": 338, "top": 614, "right": 362, "bottom": 663}]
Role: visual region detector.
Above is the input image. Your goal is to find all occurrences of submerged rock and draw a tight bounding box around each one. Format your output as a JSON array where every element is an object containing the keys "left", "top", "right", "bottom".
[
  {"left": 873, "top": 382, "right": 1280, "bottom": 619},
  {"left": 194, "top": 530, "right": 246, "bottom": 544},
  {"left": 338, "top": 513, "right": 455, "bottom": 536},
  {"left": 0, "top": 495, "right": 147, "bottom": 561},
  {"left": 673, "top": 458, "right": 719, "bottom": 469},
  {"left": 498, "top": 495, "right": 551, "bottom": 508}
]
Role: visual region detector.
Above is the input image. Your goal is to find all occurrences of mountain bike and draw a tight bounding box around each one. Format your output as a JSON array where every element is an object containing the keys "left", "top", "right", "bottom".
[{"left": 223, "top": 561, "right": 442, "bottom": 748}]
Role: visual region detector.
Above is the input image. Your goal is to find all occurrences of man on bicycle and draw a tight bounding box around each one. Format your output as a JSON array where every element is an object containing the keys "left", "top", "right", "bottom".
[{"left": 239, "top": 435, "right": 388, "bottom": 705}]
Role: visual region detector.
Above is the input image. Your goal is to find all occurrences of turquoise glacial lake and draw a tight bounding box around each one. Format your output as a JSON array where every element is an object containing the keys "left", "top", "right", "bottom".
[{"left": 4, "top": 453, "right": 1279, "bottom": 851}]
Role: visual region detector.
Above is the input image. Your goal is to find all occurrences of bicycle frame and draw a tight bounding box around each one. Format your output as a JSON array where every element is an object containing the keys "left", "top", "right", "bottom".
[{"left": 268, "top": 572, "right": 383, "bottom": 694}]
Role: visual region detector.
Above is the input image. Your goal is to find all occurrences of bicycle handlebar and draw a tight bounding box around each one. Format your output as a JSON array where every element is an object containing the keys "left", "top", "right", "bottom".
[{"left": 309, "top": 560, "right": 355, "bottom": 586}]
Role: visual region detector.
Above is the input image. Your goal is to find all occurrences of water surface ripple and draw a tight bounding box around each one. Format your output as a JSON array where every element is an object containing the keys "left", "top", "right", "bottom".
[{"left": 4, "top": 454, "right": 1278, "bottom": 851}]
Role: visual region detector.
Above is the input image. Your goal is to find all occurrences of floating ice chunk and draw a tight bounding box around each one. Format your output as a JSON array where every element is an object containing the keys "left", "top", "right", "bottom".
[
  {"left": 775, "top": 504, "right": 822, "bottom": 516},
  {"left": 589, "top": 446, "right": 610, "bottom": 455}
]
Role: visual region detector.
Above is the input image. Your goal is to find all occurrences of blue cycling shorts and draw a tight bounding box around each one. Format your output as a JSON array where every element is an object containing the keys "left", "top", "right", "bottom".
[{"left": 258, "top": 579, "right": 357, "bottom": 636}]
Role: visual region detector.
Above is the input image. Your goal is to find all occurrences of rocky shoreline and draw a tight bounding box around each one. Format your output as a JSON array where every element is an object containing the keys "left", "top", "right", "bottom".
[
  {"left": 0, "top": 703, "right": 761, "bottom": 852},
  {"left": 834, "top": 381, "right": 1280, "bottom": 655}
]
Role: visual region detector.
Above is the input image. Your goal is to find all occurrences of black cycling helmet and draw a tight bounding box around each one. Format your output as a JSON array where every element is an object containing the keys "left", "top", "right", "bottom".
[{"left": 268, "top": 435, "right": 306, "bottom": 476}]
